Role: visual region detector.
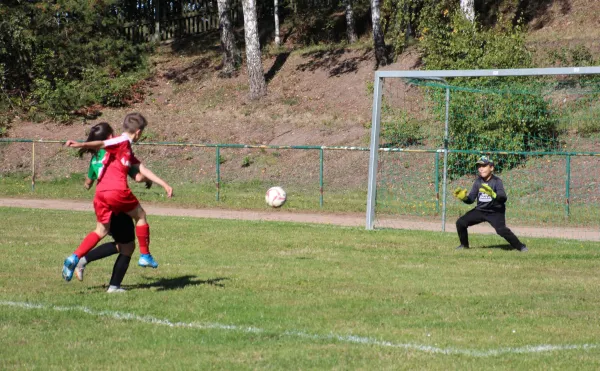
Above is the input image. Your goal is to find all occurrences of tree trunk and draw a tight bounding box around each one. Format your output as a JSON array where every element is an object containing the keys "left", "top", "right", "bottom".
[
  {"left": 241, "top": 0, "right": 267, "bottom": 99},
  {"left": 274, "top": 0, "right": 281, "bottom": 46},
  {"left": 460, "top": 0, "right": 475, "bottom": 22},
  {"left": 217, "top": 0, "right": 240, "bottom": 77},
  {"left": 371, "top": 0, "right": 388, "bottom": 68},
  {"left": 344, "top": 0, "right": 357, "bottom": 44}
]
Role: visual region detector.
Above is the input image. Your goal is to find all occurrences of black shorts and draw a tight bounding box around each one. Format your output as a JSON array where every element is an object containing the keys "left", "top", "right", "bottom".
[{"left": 109, "top": 212, "right": 135, "bottom": 244}]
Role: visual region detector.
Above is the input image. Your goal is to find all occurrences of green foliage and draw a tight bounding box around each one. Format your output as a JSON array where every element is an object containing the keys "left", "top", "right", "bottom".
[
  {"left": 0, "top": 0, "right": 150, "bottom": 125},
  {"left": 415, "top": 9, "right": 560, "bottom": 178},
  {"left": 380, "top": 103, "right": 424, "bottom": 147},
  {"left": 381, "top": 0, "right": 423, "bottom": 57},
  {"left": 419, "top": 10, "right": 532, "bottom": 71},
  {"left": 547, "top": 45, "right": 597, "bottom": 67},
  {"left": 442, "top": 84, "right": 559, "bottom": 179},
  {"left": 241, "top": 155, "right": 253, "bottom": 167}
]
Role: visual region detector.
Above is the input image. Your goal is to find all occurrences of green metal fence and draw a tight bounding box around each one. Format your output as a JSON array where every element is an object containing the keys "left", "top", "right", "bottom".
[
  {"left": 0, "top": 138, "right": 372, "bottom": 210},
  {"left": 2, "top": 137, "right": 600, "bottom": 232}
]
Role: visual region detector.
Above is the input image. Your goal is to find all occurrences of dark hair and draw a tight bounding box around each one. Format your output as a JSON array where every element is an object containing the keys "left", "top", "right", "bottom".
[
  {"left": 122, "top": 112, "right": 147, "bottom": 134},
  {"left": 78, "top": 122, "right": 114, "bottom": 157}
]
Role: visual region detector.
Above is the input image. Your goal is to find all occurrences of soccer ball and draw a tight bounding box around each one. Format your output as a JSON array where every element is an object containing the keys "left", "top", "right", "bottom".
[{"left": 265, "top": 186, "right": 286, "bottom": 208}]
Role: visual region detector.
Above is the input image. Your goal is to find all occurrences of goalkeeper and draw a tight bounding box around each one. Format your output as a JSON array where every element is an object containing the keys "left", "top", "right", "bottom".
[{"left": 452, "top": 156, "right": 528, "bottom": 252}]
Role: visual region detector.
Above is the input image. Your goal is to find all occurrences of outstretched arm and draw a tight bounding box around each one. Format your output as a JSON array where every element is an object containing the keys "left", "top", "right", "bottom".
[
  {"left": 65, "top": 140, "right": 104, "bottom": 150},
  {"left": 138, "top": 164, "right": 173, "bottom": 198}
]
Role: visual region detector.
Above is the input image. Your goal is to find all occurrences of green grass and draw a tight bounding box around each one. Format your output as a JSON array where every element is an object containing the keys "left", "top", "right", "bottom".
[{"left": 1, "top": 207, "right": 600, "bottom": 369}]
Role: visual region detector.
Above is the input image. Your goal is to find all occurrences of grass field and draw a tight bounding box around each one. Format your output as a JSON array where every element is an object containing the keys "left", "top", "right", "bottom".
[{"left": 1, "top": 207, "right": 600, "bottom": 369}]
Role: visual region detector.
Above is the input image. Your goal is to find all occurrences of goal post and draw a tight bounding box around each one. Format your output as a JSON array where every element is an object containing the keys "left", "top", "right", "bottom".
[{"left": 366, "top": 67, "right": 600, "bottom": 232}]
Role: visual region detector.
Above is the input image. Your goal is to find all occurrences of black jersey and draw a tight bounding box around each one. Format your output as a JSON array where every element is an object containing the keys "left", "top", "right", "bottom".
[{"left": 463, "top": 175, "right": 507, "bottom": 213}]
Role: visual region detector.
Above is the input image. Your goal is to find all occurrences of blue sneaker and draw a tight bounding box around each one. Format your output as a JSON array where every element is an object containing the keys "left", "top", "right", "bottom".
[
  {"left": 62, "top": 254, "right": 79, "bottom": 282},
  {"left": 138, "top": 254, "right": 158, "bottom": 268}
]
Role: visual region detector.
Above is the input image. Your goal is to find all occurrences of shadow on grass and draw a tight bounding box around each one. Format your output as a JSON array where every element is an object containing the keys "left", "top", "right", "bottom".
[
  {"left": 125, "top": 275, "right": 229, "bottom": 291},
  {"left": 480, "top": 244, "right": 516, "bottom": 251}
]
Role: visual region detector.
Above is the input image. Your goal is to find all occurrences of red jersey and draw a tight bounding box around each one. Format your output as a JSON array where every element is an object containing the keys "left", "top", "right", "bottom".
[{"left": 96, "top": 133, "right": 140, "bottom": 192}]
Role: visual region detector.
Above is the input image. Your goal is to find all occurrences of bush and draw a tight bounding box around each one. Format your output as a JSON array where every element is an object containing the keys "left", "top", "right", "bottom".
[
  {"left": 418, "top": 10, "right": 559, "bottom": 178},
  {"left": 0, "top": 0, "right": 150, "bottom": 123}
]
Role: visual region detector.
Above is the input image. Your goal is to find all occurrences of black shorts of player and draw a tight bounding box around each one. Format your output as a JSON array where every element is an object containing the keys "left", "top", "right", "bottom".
[{"left": 109, "top": 212, "right": 135, "bottom": 244}]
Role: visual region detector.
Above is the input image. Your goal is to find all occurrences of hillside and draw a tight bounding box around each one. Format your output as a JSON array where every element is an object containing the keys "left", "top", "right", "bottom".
[
  {"left": 2, "top": 0, "right": 600, "bottom": 199},
  {"left": 5, "top": 0, "right": 600, "bottom": 144}
]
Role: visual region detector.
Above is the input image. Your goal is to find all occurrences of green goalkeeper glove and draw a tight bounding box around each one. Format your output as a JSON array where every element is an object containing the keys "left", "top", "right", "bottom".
[
  {"left": 453, "top": 187, "right": 468, "bottom": 201},
  {"left": 479, "top": 184, "right": 497, "bottom": 199}
]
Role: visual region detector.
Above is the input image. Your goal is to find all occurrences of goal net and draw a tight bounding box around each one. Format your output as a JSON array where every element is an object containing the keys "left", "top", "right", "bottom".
[{"left": 366, "top": 67, "right": 600, "bottom": 241}]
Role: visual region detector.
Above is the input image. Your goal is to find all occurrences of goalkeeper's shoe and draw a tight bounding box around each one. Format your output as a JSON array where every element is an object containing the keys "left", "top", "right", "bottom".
[
  {"left": 138, "top": 254, "right": 158, "bottom": 268},
  {"left": 518, "top": 245, "right": 528, "bottom": 253},
  {"left": 75, "top": 264, "right": 85, "bottom": 282},
  {"left": 455, "top": 244, "right": 469, "bottom": 250},
  {"left": 62, "top": 254, "right": 79, "bottom": 282}
]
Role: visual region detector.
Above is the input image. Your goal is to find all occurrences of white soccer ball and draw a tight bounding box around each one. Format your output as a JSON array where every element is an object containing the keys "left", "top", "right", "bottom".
[{"left": 265, "top": 186, "right": 286, "bottom": 208}]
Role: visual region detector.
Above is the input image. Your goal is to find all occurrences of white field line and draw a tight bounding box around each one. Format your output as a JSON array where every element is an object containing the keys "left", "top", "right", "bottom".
[{"left": 1, "top": 300, "right": 597, "bottom": 357}]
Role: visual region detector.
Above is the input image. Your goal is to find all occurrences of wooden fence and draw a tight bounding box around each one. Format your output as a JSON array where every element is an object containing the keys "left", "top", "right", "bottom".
[{"left": 121, "top": 0, "right": 241, "bottom": 42}]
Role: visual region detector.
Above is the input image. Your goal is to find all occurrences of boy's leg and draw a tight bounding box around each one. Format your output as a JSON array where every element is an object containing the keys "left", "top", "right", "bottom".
[
  {"left": 75, "top": 243, "right": 118, "bottom": 281},
  {"left": 107, "top": 243, "right": 135, "bottom": 293},
  {"left": 485, "top": 213, "right": 527, "bottom": 251},
  {"left": 73, "top": 222, "right": 110, "bottom": 258},
  {"left": 76, "top": 213, "right": 134, "bottom": 281},
  {"left": 63, "top": 221, "right": 109, "bottom": 282},
  {"left": 455, "top": 209, "right": 486, "bottom": 248},
  {"left": 125, "top": 204, "right": 157, "bottom": 268}
]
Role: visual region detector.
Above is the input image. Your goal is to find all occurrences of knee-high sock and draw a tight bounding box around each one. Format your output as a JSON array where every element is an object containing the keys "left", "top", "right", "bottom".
[
  {"left": 136, "top": 224, "right": 150, "bottom": 255},
  {"left": 109, "top": 254, "right": 131, "bottom": 287},
  {"left": 74, "top": 232, "right": 102, "bottom": 259}
]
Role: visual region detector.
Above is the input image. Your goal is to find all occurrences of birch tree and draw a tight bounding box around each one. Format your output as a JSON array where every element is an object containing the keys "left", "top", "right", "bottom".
[
  {"left": 344, "top": 0, "right": 357, "bottom": 44},
  {"left": 460, "top": 0, "right": 475, "bottom": 22},
  {"left": 241, "top": 0, "right": 267, "bottom": 99},
  {"left": 274, "top": 0, "right": 281, "bottom": 46},
  {"left": 371, "top": 0, "right": 389, "bottom": 68},
  {"left": 217, "top": 0, "right": 240, "bottom": 76}
]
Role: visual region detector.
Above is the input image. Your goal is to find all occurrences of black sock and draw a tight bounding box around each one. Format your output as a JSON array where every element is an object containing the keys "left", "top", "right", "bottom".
[
  {"left": 85, "top": 242, "right": 118, "bottom": 264},
  {"left": 109, "top": 254, "right": 131, "bottom": 287}
]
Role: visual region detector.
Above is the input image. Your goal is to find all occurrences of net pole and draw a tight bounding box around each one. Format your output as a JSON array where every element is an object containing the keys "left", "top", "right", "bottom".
[
  {"left": 441, "top": 86, "right": 450, "bottom": 232},
  {"left": 366, "top": 74, "right": 384, "bottom": 230}
]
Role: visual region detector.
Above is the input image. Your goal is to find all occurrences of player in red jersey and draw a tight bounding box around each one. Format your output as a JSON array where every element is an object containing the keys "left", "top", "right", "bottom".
[
  {"left": 62, "top": 113, "right": 173, "bottom": 282},
  {"left": 74, "top": 121, "right": 171, "bottom": 292}
]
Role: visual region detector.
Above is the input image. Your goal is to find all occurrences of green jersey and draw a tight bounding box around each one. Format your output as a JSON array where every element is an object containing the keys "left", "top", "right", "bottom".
[
  {"left": 87, "top": 149, "right": 107, "bottom": 181},
  {"left": 87, "top": 149, "right": 139, "bottom": 181}
]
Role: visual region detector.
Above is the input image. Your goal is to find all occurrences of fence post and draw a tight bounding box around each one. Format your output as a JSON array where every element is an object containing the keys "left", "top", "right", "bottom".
[
  {"left": 441, "top": 86, "right": 450, "bottom": 232},
  {"left": 434, "top": 151, "right": 440, "bottom": 214},
  {"left": 31, "top": 142, "right": 35, "bottom": 191},
  {"left": 319, "top": 148, "right": 324, "bottom": 208},
  {"left": 216, "top": 146, "right": 221, "bottom": 202},
  {"left": 565, "top": 154, "right": 571, "bottom": 218}
]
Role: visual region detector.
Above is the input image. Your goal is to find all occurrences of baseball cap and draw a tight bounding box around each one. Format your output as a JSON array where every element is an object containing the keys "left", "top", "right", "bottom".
[{"left": 475, "top": 156, "right": 493, "bottom": 166}]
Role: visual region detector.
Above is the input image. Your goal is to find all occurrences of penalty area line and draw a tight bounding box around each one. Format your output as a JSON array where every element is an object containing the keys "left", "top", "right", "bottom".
[{"left": 1, "top": 300, "right": 597, "bottom": 357}]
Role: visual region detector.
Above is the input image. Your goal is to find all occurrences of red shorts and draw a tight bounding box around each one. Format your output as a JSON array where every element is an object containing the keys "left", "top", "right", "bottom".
[{"left": 93, "top": 189, "right": 139, "bottom": 224}]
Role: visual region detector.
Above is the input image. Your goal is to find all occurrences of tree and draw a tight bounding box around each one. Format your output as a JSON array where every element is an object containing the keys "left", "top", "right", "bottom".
[
  {"left": 217, "top": 0, "right": 241, "bottom": 77},
  {"left": 344, "top": 0, "right": 358, "bottom": 44},
  {"left": 274, "top": 0, "right": 281, "bottom": 46},
  {"left": 241, "top": 0, "right": 267, "bottom": 99},
  {"left": 371, "top": 0, "right": 389, "bottom": 68},
  {"left": 460, "top": 0, "right": 475, "bottom": 22}
]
